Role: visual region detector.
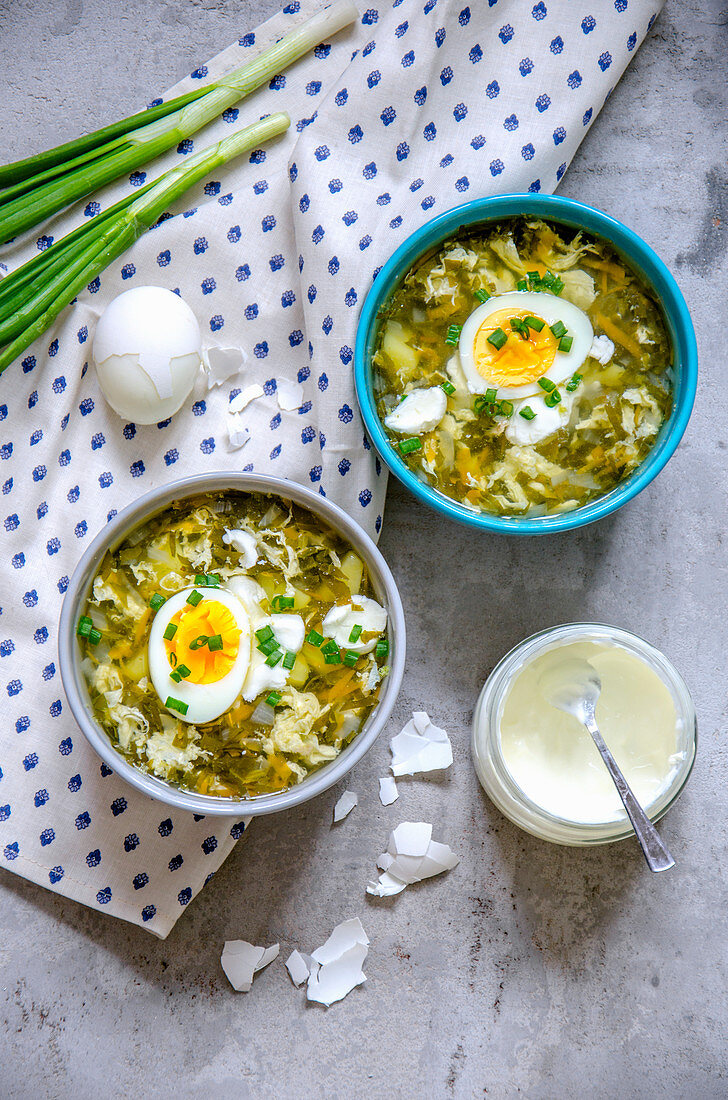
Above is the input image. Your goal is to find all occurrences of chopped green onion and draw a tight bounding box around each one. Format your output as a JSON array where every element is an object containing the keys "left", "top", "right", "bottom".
[
  {"left": 163, "top": 622, "right": 178, "bottom": 641},
  {"left": 165, "top": 696, "right": 189, "bottom": 717},
  {"left": 306, "top": 629, "right": 324, "bottom": 647},
  {"left": 272, "top": 594, "right": 295, "bottom": 611},
  {"left": 524, "top": 315, "right": 545, "bottom": 332},
  {"left": 207, "top": 634, "right": 223, "bottom": 652},
  {"left": 445, "top": 323, "right": 463, "bottom": 346},
  {"left": 519, "top": 406, "right": 536, "bottom": 421},
  {"left": 375, "top": 638, "right": 389, "bottom": 662},
  {"left": 265, "top": 691, "right": 282, "bottom": 707},
  {"left": 440, "top": 380, "right": 456, "bottom": 396},
  {"left": 526, "top": 270, "right": 540, "bottom": 281},
  {"left": 544, "top": 389, "right": 562, "bottom": 407},
  {"left": 282, "top": 651, "right": 296, "bottom": 670},
  {"left": 474, "top": 288, "right": 491, "bottom": 303},
  {"left": 541, "top": 270, "right": 556, "bottom": 288},
  {"left": 189, "top": 634, "right": 210, "bottom": 650},
  {"left": 88, "top": 627, "right": 102, "bottom": 646},
  {"left": 170, "top": 671, "right": 182, "bottom": 684},
  {"left": 324, "top": 651, "right": 342, "bottom": 665},
  {"left": 549, "top": 320, "right": 568, "bottom": 339},
  {"left": 509, "top": 317, "right": 530, "bottom": 340},
  {"left": 169, "top": 651, "right": 178, "bottom": 668},
  {"left": 485, "top": 388, "right": 497, "bottom": 404},
  {"left": 551, "top": 276, "right": 564, "bottom": 295},
  {"left": 195, "top": 573, "right": 221, "bottom": 587},
  {"left": 149, "top": 592, "right": 166, "bottom": 611},
  {"left": 265, "top": 650, "right": 283, "bottom": 668},
  {"left": 343, "top": 651, "right": 358, "bottom": 668},
  {"left": 176, "top": 664, "right": 191, "bottom": 679},
  {"left": 348, "top": 624, "right": 363, "bottom": 643},
  {"left": 257, "top": 637, "right": 280, "bottom": 656},
  {"left": 558, "top": 335, "right": 573, "bottom": 353},
  {"left": 186, "top": 590, "right": 202, "bottom": 607},
  {"left": 321, "top": 639, "right": 340, "bottom": 656},
  {"left": 537, "top": 377, "right": 556, "bottom": 392},
  {"left": 76, "top": 615, "right": 92, "bottom": 638},
  {"left": 565, "top": 373, "right": 582, "bottom": 392},
  {"left": 255, "top": 625, "right": 274, "bottom": 644},
  {"left": 398, "top": 437, "right": 422, "bottom": 455},
  {"left": 487, "top": 328, "right": 507, "bottom": 350},
  {"left": 516, "top": 278, "right": 528, "bottom": 291},
  {"left": 499, "top": 400, "right": 514, "bottom": 417}
]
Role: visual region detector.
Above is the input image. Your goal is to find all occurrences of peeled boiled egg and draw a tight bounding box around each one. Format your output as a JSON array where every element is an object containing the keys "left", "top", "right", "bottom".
[
  {"left": 93, "top": 286, "right": 203, "bottom": 424},
  {"left": 148, "top": 587, "right": 252, "bottom": 725},
  {"left": 458, "top": 291, "right": 593, "bottom": 400}
]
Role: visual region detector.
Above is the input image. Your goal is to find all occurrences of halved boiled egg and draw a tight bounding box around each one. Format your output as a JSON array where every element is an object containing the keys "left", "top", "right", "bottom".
[
  {"left": 458, "top": 291, "right": 593, "bottom": 400},
  {"left": 148, "top": 588, "right": 252, "bottom": 724}
]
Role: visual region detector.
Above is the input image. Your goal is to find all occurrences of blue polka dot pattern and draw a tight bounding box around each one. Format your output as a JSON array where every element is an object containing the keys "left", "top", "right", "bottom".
[{"left": 0, "top": 0, "right": 658, "bottom": 936}]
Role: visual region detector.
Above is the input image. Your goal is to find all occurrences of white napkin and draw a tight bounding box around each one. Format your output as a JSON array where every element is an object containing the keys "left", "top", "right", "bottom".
[{"left": 0, "top": 0, "right": 662, "bottom": 937}]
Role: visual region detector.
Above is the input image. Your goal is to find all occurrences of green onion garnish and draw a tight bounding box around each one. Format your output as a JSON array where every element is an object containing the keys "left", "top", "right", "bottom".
[
  {"left": 375, "top": 638, "right": 389, "bottom": 662},
  {"left": 509, "top": 317, "right": 530, "bottom": 340},
  {"left": 170, "top": 671, "right": 182, "bottom": 683},
  {"left": 474, "top": 288, "right": 490, "bottom": 303},
  {"left": 558, "top": 335, "right": 573, "bottom": 353},
  {"left": 88, "top": 627, "right": 102, "bottom": 645},
  {"left": 537, "top": 378, "right": 556, "bottom": 392},
  {"left": 163, "top": 622, "right": 178, "bottom": 641},
  {"left": 257, "top": 637, "right": 279, "bottom": 656},
  {"left": 149, "top": 593, "right": 166, "bottom": 611},
  {"left": 207, "top": 634, "right": 223, "bottom": 652},
  {"left": 166, "top": 696, "right": 188, "bottom": 716},
  {"left": 544, "top": 389, "right": 562, "bottom": 408},
  {"left": 195, "top": 573, "right": 221, "bottom": 587},
  {"left": 348, "top": 624, "right": 363, "bottom": 643},
  {"left": 321, "top": 639, "right": 340, "bottom": 656},
  {"left": 76, "top": 615, "right": 92, "bottom": 638},
  {"left": 541, "top": 270, "right": 556, "bottom": 288},
  {"left": 272, "top": 594, "right": 295, "bottom": 611},
  {"left": 398, "top": 437, "right": 422, "bottom": 455},
  {"left": 565, "top": 373, "right": 582, "bottom": 392},
  {"left": 526, "top": 270, "right": 540, "bottom": 281},
  {"left": 524, "top": 315, "right": 545, "bottom": 332},
  {"left": 324, "top": 651, "right": 342, "bottom": 665},
  {"left": 516, "top": 278, "right": 528, "bottom": 291},
  {"left": 551, "top": 276, "right": 564, "bottom": 295},
  {"left": 499, "top": 400, "right": 514, "bottom": 417},
  {"left": 343, "top": 652, "right": 358, "bottom": 668},
  {"left": 176, "top": 664, "right": 191, "bottom": 678},
  {"left": 265, "top": 691, "right": 282, "bottom": 707},
  {"left": 186, "top": 590, "right": 202, "bottom": 607},
  {"left": 445, "top": 323, "right": 463, "bottom": 346},
  {"left": 519, "top": 406, "right": 536, "bottom": 421},
  {"left": 255, "top": 625, "right": 274, "bottom": 644},
  {"left": 189, "top": 634, "right": 210, "bottom": 650},
  {"left": 169, "top": 651, "right": 178, "bottom": 667},
  {"left": 487, "top": 328, "right": 507, "bottom": 350},
  {"left": 549, "top": 320, "right": 567, "bottom": 339},
  {"left": 265, "top": 650, "right": 283, "bottom": 668},
  {"left": 282, "top": 651, "right": 296, "bottom": 670},
  {"left": 485, "top": 388, "right": 497, "bottom": 404},
  {"left": 440, "top": 380, "right": 456, "bottom": 396},
  {"left": 306, "top": 630, "right": 324, "bottom": 647}
]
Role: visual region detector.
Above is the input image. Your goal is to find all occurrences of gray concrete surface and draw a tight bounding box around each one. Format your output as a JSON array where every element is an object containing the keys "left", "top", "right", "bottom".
[{"left": 1, "top": 2, "right": 726, "bottom": 1097}]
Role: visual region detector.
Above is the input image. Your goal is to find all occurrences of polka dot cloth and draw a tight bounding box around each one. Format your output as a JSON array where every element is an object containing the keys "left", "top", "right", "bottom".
[{"left": 0, "top": 0, "right": 662, "bottom": 937}]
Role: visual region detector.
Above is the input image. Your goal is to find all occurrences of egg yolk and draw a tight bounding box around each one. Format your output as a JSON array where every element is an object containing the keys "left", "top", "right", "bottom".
[
  {"left": 472, "top": 308, "right": 558, "bottom": 388},
  {"left": 164, "top": 600, "right": 241, "bottom": 684}
]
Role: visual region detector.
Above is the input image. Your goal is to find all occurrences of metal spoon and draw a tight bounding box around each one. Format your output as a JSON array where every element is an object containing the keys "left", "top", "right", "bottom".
[{"left": 540, "top": 658, "right": 675, "bottom": 872}]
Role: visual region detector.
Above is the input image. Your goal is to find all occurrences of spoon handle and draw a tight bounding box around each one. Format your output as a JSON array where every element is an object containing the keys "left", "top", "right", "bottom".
[{"left": 583, "top": 709, "right": 675, "bottom": 873}]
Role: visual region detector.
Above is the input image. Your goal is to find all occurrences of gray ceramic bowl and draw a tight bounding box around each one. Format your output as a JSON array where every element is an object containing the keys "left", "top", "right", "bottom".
[{"left": 58, "top": 473, "right": 406, "bottom": 816}]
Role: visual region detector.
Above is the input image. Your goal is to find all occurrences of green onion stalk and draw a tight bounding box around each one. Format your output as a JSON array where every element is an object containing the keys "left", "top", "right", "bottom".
[
  {"left": 0, "top": 113, "right": 290, "bottom": 376},
  {"left": 0, "top": 0, "right": 357, "bottom": 243}
]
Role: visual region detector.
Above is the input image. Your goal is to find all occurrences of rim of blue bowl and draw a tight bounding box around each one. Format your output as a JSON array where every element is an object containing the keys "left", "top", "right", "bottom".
[{"left": 354, "top": 193, "right": 698, "bottom": 534}]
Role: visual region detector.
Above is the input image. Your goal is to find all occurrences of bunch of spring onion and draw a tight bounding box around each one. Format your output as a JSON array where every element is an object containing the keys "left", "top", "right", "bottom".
[{"left": 0, "top": 0, "right": 357, "bottom": 375}]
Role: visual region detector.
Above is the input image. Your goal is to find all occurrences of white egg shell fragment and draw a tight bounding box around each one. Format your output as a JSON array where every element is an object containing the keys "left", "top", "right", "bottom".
[
  {"left": 367, "top": 822, "right": 459, "bottom": 898},
  {"left": 276, "top": 378, "right": 304, "bottom": 411},
  {"left": 223, "top": 528, "right": 259, "bottom": 568},
  {"left": 285, "top": 950, "right": 312, "bottom": 987},
  {"left": 227, "top": 421, "right": 251, "bottom": 451},
  {"left": 379, "top": 776, "right": 399, "bottom": 805},
  {"left": 229, "top": 384, "right": 265, "bottom": 413},
  {"left": 322, "top": 594, "right": 387, "bottom": 654},
  {"left": 505, "top": 389, "right": 577, "bottom": 447},
  {"left": 204, "top": 345, "right": 246, "bottom": 389},
  {"left": 390, "top": 711, "right": 453, "bottom": 776},
  {"left": 458, "top": 290, "right": 594, "bottom": 400},
  {"left": 221, "top": 940, "right": 279, "bottom": 992},
  {"left": 147, "top": 588, "right": 252, "bottom": 725},
  {"left": 93, "top": 286, "right": 203, "bottom": 423},
  {"left": 384, "top": 386, "right": 447, "bottom": 435},
  {"left": 333, "top": 790, "right": 358, "bottom": 822},
  {"left": 306, "top": 918, "right": 369, "bottom": 1007}
]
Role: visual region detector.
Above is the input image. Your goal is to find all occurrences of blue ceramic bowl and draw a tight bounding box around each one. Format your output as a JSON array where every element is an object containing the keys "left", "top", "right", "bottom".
[{"left": 354, "top": 194, "right": 698, "bottom": 534}]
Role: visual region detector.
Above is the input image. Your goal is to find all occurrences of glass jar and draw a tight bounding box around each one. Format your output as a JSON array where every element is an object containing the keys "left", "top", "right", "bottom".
[{"left": 471, "top": 623, "right": 697, "bottom": 846}]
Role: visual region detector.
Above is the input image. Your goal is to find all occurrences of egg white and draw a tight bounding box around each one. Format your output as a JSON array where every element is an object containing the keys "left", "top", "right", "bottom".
[
  {"left": 148, "top": 587, "right": 252, "bottom": 725},
  {"left": 458, "top": 291, "right": 594, "bottom": 400}
]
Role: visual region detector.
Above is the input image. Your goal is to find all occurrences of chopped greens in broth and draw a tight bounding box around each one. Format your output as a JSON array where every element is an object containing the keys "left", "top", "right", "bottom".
[
  {"left": 79, "top": 491, "right": 389, "bottom": 798},
  {"left": 373, "top": 217, "right": 672, "bottom": 517}
]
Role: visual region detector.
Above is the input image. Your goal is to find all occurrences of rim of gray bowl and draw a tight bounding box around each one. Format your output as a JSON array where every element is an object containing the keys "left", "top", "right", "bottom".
[{"left": 58, "top": 472, "right": 406, "bottom": 817}]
